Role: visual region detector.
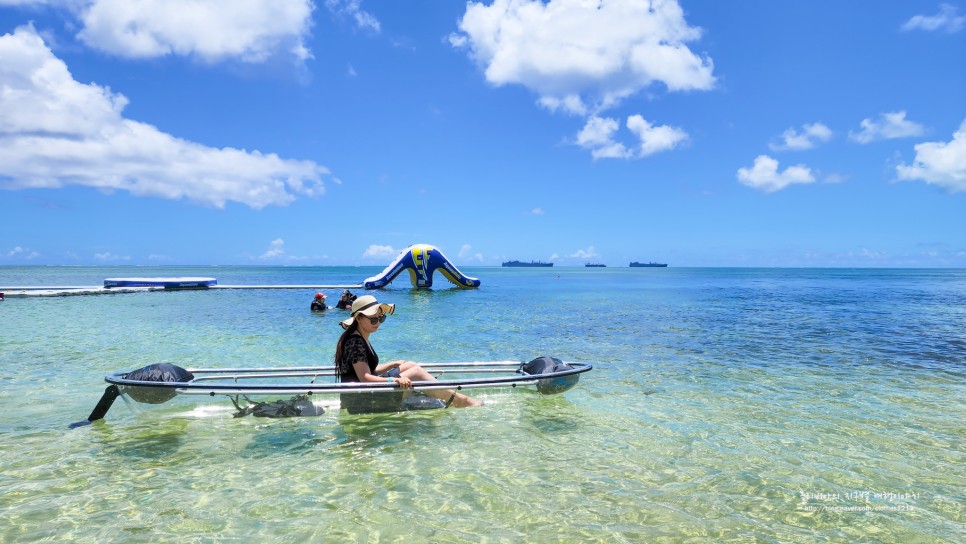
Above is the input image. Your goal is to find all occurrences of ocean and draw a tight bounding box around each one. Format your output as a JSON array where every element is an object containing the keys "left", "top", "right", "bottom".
[{"left": 1, "top": 266, "right": 963, "bottom": 542}]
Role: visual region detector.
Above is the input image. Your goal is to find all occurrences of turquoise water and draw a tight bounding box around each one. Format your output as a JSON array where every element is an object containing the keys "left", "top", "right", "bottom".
[{"left": 1, "top": 266, "right": 963, "bottom": 542}]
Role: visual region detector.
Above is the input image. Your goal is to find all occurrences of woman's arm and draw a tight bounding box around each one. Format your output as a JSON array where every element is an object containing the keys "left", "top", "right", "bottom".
[
  {"left": 351, "top": 360, "right": 412, "bottom": 387},
  {"left": 373, "top": 360, "right": 402, "bottom": 374},
  {"left": 352, "top": 361, "right": 399, "bottom": 383}
]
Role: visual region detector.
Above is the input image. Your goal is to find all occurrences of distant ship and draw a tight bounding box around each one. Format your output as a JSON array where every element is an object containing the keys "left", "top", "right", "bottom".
[
  {"left": 502, "top": 260, "right": 553, "bottom": 267},
  {"left": 585, "top": 263, "right": 606, "bottom": 267},
  {"left": 629, "top": 262, "right": 667, "bottom": 267}
]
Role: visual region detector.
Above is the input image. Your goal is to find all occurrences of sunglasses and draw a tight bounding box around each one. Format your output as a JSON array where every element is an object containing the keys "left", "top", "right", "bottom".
[{"left": 362, "top": 314, "right": 387, "bottom": 325}]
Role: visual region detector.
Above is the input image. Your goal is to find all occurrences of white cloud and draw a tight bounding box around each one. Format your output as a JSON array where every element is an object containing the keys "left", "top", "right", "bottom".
[
  {"left": 451, "top": 0, "right": 714, "bottom": 115},
  {"left": 849, "top": 111, "right": 925, "bottom": 144},
  {"left": 457, "top": 244, "right": 484, "bottom": 262},
  {"left": 770, "top": 122, "right": 832, "bottom": 151},
  {"left": 901, "top": 4, "right": 965, "bottom": 33},
  {"left": 363, "top": 244, "right": 397, "bottom": 258},
  {"left": 526, "top": 207, "right": 545, "bottom": 215},
  {"left": 0, "top": 26, "right": 329, "bottom": 208},
  {"left": 736, "top": 155, "right": 816, "bottom": 193},
  {"left": 74, "top": 0, "right": 315, "bottom": 63},
  {"left": 569, "top": 246, "right": 599, "bottom": 259},
  {"left": 94, "top": 251, "right": 130, "bottom": 261},
  {"left": 259, "top": 238, "right": 286, "bottom": 260},
  {"left": 627, "top": 114, "right": 688, "bottom": 156},
  {"left": 823, "top": 172, "right": 849, "bottom": 184},
  {"left": 577, "top": 116, "right": 629, "bottom": 159},
  {"left": 4, "top": 246, "right": 40, "bottom": 259},
  {"left": 577, "top": 115, "right": 686, "bottom": 159},
  {"left": 324, "top": 0, "right": 381, "bottom": 33},
  {"left": 538, "top": 94, "right": 588, "bottom": 116},
  {"left": 896, "top": 118, "right": 966, "bottom": 192}
]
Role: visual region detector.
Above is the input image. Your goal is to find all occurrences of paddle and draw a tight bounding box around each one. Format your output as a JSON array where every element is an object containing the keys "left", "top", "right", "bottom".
[{"left": 68, "top": 385, "right": 120, "bottom": 429}]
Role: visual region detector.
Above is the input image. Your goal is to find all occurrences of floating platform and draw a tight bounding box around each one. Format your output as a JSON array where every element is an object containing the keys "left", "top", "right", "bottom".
[
  {"left": 104, "top": 277, "right": 217, "bottom": 289},
  {"left": 0, "top": 282, "right": 362, "bottom": 298}
]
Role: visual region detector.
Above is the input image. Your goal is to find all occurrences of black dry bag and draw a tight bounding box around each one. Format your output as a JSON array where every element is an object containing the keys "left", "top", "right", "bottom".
[
  {"left": 122, "top": 363, "right": 194, "bottom": 404},
  {"left": 521, "top": 356, "right": 579, "bottom": 395}
]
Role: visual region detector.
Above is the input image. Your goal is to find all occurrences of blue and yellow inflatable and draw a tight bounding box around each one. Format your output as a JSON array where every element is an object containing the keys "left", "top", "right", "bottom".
[{"left": 363, "top": 244, "right": 481, "bottom": 289}]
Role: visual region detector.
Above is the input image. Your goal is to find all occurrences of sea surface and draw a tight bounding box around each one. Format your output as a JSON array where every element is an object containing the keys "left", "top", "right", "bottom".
[{"left": 0, "top": 266, "right": 963, "bottom": 543}]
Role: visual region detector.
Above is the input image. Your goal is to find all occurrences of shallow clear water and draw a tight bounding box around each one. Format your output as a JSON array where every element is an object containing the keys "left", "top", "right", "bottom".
[{"left": 1, "top": 266, "right": 964, "bottom": 542}]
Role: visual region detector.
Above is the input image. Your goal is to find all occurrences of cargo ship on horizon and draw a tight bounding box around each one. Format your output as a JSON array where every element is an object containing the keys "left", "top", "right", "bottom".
[{"left": 629, "top": 262, "right": 667, "bottom": 267}]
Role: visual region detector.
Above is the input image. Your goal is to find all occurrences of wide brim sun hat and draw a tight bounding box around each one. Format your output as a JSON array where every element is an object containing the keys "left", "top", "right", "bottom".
[{"left": 340, "top": 295, "right": 395, "bottom": 329}]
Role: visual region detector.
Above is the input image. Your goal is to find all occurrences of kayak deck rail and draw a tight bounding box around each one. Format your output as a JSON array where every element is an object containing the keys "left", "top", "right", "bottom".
[{"left": 105, "top": 361, "right": 593, "bottom": 396}]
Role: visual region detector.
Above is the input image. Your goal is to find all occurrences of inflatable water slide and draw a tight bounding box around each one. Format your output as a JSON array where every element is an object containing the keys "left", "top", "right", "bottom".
[{"left": 364, "top": 244, "right": 481, "bottom": 289}]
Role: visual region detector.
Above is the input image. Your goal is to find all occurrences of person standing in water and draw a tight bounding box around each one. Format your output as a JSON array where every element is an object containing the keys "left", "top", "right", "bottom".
[
  {"left": 334, "top": 295, "right": 482, "bottom": 409},
  {"left": 310, "top": 292, "right": 327, "bottom": 312},
  {"left": 335, "top": 289, "right": 356, "bottom": 310}
]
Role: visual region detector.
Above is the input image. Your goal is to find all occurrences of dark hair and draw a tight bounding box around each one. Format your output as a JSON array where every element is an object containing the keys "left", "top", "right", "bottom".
[{"left": 333, "top": 319, "right": 360, "bottom": 366}]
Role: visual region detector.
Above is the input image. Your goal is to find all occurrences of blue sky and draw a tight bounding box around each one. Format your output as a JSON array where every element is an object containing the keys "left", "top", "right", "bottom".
[{"left": 1, "top": 0, "right": 964, "bottom": 267}]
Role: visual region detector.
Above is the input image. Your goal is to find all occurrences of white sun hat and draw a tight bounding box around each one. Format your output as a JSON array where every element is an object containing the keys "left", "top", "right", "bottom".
[{"left": 339, "top": 295, "right": 395, "bottom": 329}]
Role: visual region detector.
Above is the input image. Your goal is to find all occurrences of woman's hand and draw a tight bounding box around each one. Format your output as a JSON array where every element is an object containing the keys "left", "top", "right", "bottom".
[{"left": 394, "top": 376, "right": 412, "bottom": 388}]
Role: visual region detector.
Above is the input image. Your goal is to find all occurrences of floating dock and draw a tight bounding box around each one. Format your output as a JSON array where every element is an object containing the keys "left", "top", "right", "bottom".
[{"left": 103, "top": 277, "right": 218, "bottom": 289}]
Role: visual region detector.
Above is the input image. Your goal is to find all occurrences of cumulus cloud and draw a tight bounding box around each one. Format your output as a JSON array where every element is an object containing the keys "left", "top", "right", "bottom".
[
  {"left": 849, "top": 111, "right": 925, "bottom": 144},
  {"left": 451, "top": 0, "right": 714, "bottom": 115},
  {"left": 569, "top": 246, "right": 599, "bottom": 259},
  {"left": 526, "top": 207, "right": 545, "bottom": 215},
  {"left": 94, "top": 251, "right": 130, "bottom": 261},
  {"left": 363, "top": 244, "right": 397, "bottom": 258},
  {"left": 457, "top": 243, "right": 483, "bottom": 262},
  {"left": 0, "top": 26, "right": 330, "bottom": 208},
  {"left": 896, "top": 118, "right": 966, "bottom": 192},
  {"left": 627, "top": 114, "right": 688, "bottom": 156},
  {"left": 324, "top": 0, "right": 381, "bottom": 33},
  {"left": 577, "top": 115, "right": 687, "bottom": 159},
  {"left": 901, "top": 4, "right": 965, "bottom": 33},
  {"left": 5, "top": 246, "right": 40, "bottom": 260},
  {"left": 260, "top": 238, "right": 286, "bottom": 260},
  {"left": 73, "top": 0, "right": 315, "bottom": 63},
  {"left": 577, "top": 116, "right": 628, "bottom": 159},
  {"left": 736, "top": 155, "right": 816, "bottom": 193},
  {"left": 770, "top": 122, "right": 832, "bottom": 151}
]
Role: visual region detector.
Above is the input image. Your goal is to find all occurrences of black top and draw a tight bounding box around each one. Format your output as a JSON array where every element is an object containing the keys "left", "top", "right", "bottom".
[
  {"left": 311, "top": 301, "right": 326, "bottom": 312},
  {"left": 337, "top": 334, "right": 378, "bottom": 382}
]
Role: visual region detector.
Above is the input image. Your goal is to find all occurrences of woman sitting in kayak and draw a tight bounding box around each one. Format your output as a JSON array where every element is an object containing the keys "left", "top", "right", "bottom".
[{"left": 334, "top": 295, "right": 482, "bottom": 408}]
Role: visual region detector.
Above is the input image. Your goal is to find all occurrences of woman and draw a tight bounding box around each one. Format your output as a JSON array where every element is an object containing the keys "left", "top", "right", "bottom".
[{"left": 334, "top": 295, "right": 482, "bottom": 410}]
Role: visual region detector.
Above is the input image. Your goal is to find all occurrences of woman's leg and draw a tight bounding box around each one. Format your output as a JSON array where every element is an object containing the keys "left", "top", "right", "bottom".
[{"left": 397, "top": 362, "right": 483, "bottom": 407}]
